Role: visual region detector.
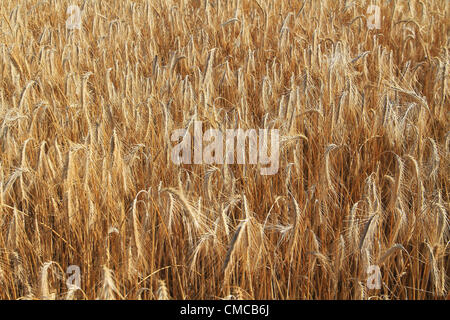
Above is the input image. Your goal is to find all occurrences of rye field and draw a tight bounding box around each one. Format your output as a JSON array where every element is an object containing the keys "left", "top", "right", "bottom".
[{"left": 0, "top": 0, "right": 448, "bottom": 300}]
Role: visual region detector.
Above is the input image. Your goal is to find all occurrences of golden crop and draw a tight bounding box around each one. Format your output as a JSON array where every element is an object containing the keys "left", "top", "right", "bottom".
[{"left": 0, "top": 0, "right": 448, "bottom": 299}]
